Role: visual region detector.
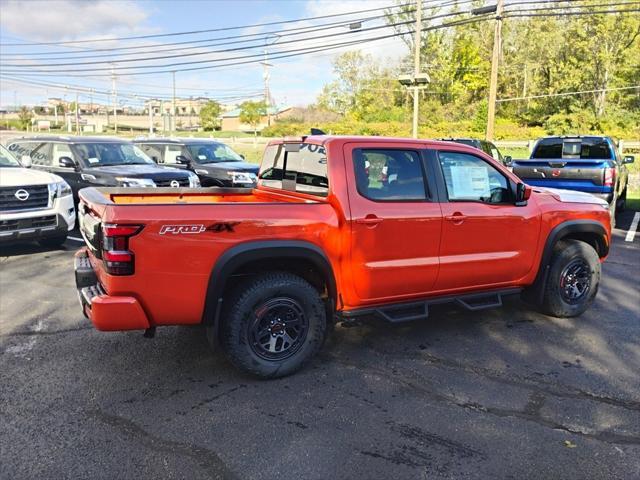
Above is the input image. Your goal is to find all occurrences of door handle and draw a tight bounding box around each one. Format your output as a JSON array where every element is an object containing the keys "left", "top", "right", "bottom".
[
  {"left": 444, "top": 212, "right": 466, "bottom": 224},
  {"left": 355, "top": 215, "right": 383, "bottom": 226}
]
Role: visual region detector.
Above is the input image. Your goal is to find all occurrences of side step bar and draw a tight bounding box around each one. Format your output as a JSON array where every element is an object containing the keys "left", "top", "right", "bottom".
[{"left": 341, "top": 288, "right": 522, "bottom": 323}]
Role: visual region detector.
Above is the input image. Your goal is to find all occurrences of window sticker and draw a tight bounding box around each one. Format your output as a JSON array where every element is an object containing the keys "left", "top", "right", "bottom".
[
  {"left": 450, "top": 165, "right": 490, "bottom": 198},
  {"left": 87, "top": 157, "right": 99, "bottom": 164},
  {"left": 198, "top": 155, "right": 207, "bottom": 160}
]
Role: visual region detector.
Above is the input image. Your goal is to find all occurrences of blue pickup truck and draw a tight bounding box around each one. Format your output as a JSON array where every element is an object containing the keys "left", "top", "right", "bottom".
[{"left": 512, "top": 136, "right": 634, "bottom": 221}]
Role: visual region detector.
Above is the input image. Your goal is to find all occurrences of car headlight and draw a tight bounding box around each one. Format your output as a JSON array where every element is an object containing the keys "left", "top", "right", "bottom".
[
  {"left": 228, "top": 171, "right": 257, "bottom": 185},
  {"left": 188, "top": 172, "right": 201, "bottom": 188},
  {"left": 115, "top": 177, "right": 156, "bottom": 188},
  {"left": 49, "top": 180, "right": 72, "bottom": 198}
]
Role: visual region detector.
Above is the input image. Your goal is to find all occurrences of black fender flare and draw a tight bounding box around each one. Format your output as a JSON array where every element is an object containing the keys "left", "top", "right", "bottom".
[
  {"left": 202, "top": 240, "right": 337, "bottom": 330},
  {"left": 526, "top": 220, "right": 608, "bottom": 303}
]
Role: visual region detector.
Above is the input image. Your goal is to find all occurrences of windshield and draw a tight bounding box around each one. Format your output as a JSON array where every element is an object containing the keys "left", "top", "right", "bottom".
[
  {"left": 74, "top": 143, "right": 154, "bottom": 167},
  {"left": 0, "top": 144, "right": 22, "bottom": 167},
  {"left": 187, "top": 143, "right": 243, "bottom": 164}
]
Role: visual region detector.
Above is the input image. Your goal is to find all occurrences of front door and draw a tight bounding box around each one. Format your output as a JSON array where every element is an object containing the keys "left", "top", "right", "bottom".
[
  {"left": 345, "top": 143, "right": 442, "bottom": 305},
  {"left": 433, "top": 149, "right": 540, "bottom": 291}
]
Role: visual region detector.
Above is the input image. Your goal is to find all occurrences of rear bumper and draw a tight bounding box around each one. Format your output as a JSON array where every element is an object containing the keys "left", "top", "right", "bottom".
[{"left": 74, "top": 248, "right": 151, "bottom": 331}]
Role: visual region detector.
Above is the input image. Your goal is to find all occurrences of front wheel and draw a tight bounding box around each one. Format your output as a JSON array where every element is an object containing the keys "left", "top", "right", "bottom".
[
  {"left": 540, "top": 240, "right": 600, "bottom": 318},
  {"left": 219, "top": 272, "right": 327, "bottom": 378}
]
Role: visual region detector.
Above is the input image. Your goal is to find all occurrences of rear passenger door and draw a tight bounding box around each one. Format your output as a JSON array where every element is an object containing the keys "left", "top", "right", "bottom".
[
  {"left": 433, "top": 149, "right": 540, "bottom": 291},
  {"left": 345, "top": 143, "right": 442, "bottom": 304}
]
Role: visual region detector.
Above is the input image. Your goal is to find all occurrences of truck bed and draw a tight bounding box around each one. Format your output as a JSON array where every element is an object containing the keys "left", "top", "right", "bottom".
[{"left": 80, "top": 186, "right": 323, "bottom": 206}]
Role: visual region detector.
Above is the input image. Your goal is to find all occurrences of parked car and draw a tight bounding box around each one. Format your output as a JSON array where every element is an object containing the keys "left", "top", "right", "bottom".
[
  {"left": 134, "top": 138, "right": 258, "bottom": 187},
  {"left": 511, "top": 136, "right": 633, "bottom": 223},
  {"left": 0, "top": 144, "right": 75, "bottom": 247},
  {"left": 6, "top": 136, "right": 200, "bottom": 204},
  {"left": 75, "top": 135, "right": 611, "bottom": 378},
  {"left": 438, "top": 138, "right": 512, "bottom": 166}
]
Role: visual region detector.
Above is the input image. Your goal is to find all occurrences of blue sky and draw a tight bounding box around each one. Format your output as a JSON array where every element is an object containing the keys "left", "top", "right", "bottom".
[{"left": 0, "top": 0, "right": 411, "bottom": 109}]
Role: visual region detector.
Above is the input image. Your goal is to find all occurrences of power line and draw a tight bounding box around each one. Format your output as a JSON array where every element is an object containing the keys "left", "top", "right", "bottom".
[
  {"left": 0, "top": 14, "right": 495, "bottom": 77},
  {"left": 1, "top": 7, "right": 495, "bottom": 73},
  {"left": 504, "top": 7, "right": 640, "bottom": 17},
  {"left": 497, "top": 85, "right": 640, "bottom": 102},
  {"left": 0, "top": 2, "right": 414, "bottom": 46}
]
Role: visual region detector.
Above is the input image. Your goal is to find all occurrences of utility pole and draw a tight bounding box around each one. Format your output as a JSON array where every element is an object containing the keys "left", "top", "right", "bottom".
[
  {"left": 172, "top": 71, "right": 177, "bottom": 135},
  {"left": 111, "top": 66, "right": 118, "bottom": 134},
  {"left": 75, "top": 91, "right": 80, "bottom": 135},
  {"left": 412, "top": 0, "right": 422, "bottom": 139},
  {"left": 486, "top": 0, "right": 504, "bottom": 141}
]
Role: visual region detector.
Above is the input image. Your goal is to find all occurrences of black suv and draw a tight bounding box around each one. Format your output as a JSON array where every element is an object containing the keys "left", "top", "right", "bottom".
[
  {"left": 134, "top": 138, "right": 259, "bottom": 187},
  {"left": 439, "top": 138, "right": 511, "bottom": 166},
  {"left": 7, "top": 136, "right": 200, "bottom": 203}
]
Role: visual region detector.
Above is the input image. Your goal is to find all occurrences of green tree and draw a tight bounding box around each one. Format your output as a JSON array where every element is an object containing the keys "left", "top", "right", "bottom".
[
  {"left": 17, "top": 106, "right": 33, "bottom": 130},
  {"left": 199, "top": 100, "right": 221, "bottom": 131},
  {"left": 239, "top": 100, "right": 267, "bottom": 136}
]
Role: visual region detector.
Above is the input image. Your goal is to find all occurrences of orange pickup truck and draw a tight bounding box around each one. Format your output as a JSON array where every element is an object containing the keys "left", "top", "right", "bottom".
[{"left": 75, "top": 136, "right": 611, "bottom": 377}]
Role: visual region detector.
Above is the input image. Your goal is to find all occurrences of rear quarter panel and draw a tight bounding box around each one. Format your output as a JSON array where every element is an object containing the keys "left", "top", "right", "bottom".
[{"left": 91, "top": 202, "right": 341, "bottom": 326}]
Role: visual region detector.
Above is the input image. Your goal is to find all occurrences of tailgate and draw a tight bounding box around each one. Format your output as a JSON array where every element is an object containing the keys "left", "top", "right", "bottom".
[
  {"left": 512, "top": 158, "right": 609, "bottom": 193},
  {"left": 79, "top": 202, "right": 103, "bottom": 258}
]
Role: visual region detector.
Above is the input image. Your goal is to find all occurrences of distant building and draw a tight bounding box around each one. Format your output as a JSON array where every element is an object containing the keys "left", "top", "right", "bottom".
[
  {"left": 144, "top": 97, "right": 213, "bottom": 116},
  {"left": 46, "top": 97, "right": 115, "bottom": 115},
  {"left": 220, "top": 105, "right": 291, "bottom": 132}
]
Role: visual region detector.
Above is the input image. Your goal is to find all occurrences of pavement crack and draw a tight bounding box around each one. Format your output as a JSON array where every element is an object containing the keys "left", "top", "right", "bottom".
[
  {"left": 88, "top": 409, "right": 238, "bottom": 480},
  {"left": 1, "top": 325, "right": 93, "bottom": 337}
]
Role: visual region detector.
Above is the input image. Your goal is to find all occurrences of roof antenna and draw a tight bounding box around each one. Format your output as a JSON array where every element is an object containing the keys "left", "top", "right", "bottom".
[{"left": 310, "top": 128, "right": 326, "bottom": 135}]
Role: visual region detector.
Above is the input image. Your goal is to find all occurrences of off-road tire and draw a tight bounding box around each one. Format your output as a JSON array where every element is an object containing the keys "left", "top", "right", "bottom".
[
  {"left": 540, "top": 240, "right": 600, "bottom": 318},
  {"left": 219, "top": 272, "right": 327, "bottom": 378},
  {"left": 616, "top": 187, "right": 627, "bottom": 213},
  {"left": 38, "top": 235, "right": 67, "bottom": 248}
]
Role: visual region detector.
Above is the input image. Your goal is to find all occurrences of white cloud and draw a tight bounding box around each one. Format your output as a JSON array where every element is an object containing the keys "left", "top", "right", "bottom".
[{"left": 0, "top": 0, "right": 151, "bottom": 41}]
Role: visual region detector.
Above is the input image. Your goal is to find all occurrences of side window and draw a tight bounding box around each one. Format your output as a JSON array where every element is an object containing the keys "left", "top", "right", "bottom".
[
  {"left": 139, "top": 144, "right": 163, "bottom": 163},
  {"left": 354, "top": 149, "right": 427, "bottom": 201},
  {"left": 438, "top": 151, "right": 511, "bottom": 204},
  {"left": 487, "top": 143, "right": 503, "bottom": 162},
  {"left": 7, "top": 142, "right": 41, "bottom": 162},
  {"left": 163, "top": 145, "right": 183, "bottom": 164},
  {"left": 30, "top": 143, "right": 53, "bottom": 166},
  {"left": 52, "top": 143, "right": 73, "bottom": 166}
]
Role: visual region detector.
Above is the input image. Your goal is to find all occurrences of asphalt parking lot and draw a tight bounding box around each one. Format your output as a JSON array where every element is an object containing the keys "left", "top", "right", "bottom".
[{"left": 1, "top": 211, "right": 639, "bottom": 480}]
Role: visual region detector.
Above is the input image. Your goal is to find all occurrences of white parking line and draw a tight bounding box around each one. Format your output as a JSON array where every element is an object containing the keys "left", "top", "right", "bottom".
[
  {"left": 67, "top": 236, "right": 84, "bottom": 242},
  {"left": 626, "top": 212, "right": 640, "bottom": 242}
]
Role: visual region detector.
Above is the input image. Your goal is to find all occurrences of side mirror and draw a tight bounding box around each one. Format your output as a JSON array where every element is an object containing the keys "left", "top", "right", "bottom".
[
  {"left": 623, "top": 155, "right": 635, "bottom": 164},
  {"left": 503, "top": 155, "right": 513, "bottom": 167},
  {"left": 20, "top": 155, "right": 32, "bottom": 168},
  {"left": 58, "top": 156, "right": 78, "bottom": 169},
  {"left": 175, "top": 155, "right": 190, "bottom": 165},
  {"left": 516, "top": 182, "right": 532, "bottom": 205}
]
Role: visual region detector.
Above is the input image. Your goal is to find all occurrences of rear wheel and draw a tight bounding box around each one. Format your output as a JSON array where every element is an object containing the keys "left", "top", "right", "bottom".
[
  {"left": 219, "top": 272, "right": 327, "bottom": 378},
  {"left": 616, "top": 187, "right": 627, "bottom": 212},
  {"left": 38, "top": 235, "right": 67, "bottom": 248},
  {"left": 540, "top": 240, "right": 600, "bottom": 318}
]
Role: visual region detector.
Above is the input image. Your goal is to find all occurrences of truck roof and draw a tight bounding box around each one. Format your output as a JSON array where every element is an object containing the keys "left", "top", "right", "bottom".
[
  {"left": 270, "top": 135, "right": 478, "bottom": 149},
  {"left": 133, "top": 137, "right": 227, "bottom": 145}
]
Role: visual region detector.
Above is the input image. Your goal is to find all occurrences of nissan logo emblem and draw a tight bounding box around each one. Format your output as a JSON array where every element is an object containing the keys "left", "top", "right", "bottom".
[
  {"left": 170, "top": 180, "right": 180, "bottom": 188},
  {"left": 14, "top": 189, "right": 30, "bottom": 201}
]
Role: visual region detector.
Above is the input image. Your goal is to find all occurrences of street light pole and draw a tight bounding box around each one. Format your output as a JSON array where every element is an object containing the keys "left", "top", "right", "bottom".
[
  {"left": 172, "top": 71, "right": 176, "bottom": 135},
  {"left": 486, "top": 0, "right": 504, "bottom": 141},
  {"left": 412, "top": 0, "right": 423, "bottom": 139}
]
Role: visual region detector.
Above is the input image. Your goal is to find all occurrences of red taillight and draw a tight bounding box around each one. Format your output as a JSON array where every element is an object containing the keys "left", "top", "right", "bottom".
[
  {"left": 604, "top": 167, "right": 616, "bottom": 187},
  {"left": 101, "top": 223, "right": 143, "bottom": 275}
]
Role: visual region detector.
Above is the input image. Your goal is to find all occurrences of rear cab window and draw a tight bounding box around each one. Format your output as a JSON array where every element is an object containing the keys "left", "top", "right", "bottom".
[
  {"left": 532, "top": 137, "right": 613, "bottom": 160},
  {"left": 259, "top": 143, "right": 328, "bottom": 196}
]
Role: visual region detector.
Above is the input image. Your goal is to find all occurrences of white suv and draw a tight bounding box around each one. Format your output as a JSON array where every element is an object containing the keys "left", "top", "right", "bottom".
[{"left": 0, "top": 144, "right": 75, "bottom": 247}]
